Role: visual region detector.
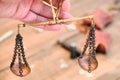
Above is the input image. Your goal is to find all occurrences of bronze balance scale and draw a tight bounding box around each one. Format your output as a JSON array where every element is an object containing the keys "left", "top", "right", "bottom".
[{"left": 10, "top": 0, "right": 98, "bottom": 77}]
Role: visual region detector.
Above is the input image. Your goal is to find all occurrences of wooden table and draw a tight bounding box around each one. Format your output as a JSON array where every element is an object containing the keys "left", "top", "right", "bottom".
[{"left": 1, "top": 0, "right": 120, "bottom": 80}]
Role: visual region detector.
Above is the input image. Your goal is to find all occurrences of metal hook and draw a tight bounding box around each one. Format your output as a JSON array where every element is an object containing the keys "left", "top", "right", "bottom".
[{"left": 17, "top": 24, "right": 25, "bottom": 34}]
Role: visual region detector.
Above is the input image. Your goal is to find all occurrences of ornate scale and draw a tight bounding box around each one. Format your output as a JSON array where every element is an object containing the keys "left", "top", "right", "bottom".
[
  {"left": 10, "top": 0, "right": 98, "bottom": 77},
  {"left": 10, "top": 25, "right": 31, "bottom": 77}
]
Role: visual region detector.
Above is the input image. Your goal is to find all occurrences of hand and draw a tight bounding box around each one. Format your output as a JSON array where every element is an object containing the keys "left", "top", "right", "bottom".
[{"left": 0, "top": 0, "right": 72, "bottom": 30}]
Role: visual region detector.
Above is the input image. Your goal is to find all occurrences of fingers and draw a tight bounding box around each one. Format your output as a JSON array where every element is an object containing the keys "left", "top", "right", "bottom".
[
  {"left": 22, "top": 11, "right": 48, "bottom": 23},
  {"left": 22, "top": 0, "right": 72, "bottom": 31},
  {"left": 36, "top": 24, "right": 62, "bottom": 31},
  {"left": 33, "top": 12, "right": 73, "bottom": 30},
  {"left": 30, "top": 0, "right": 53, "bottom": 18},
  {"left": 30, "top": 0, "right": 71, "bottom": 18},
  {"left": 60, "top": 12, "right": 73, "bottom": 19},
  {"left": 22, "top": 10, "right": 73, "bottom": 23},
  {"left": 21, "top": 11, "right": 60, "bottom": 31},
  {"left": 21, "top": 10, "right": 61, "bottom": 31},
  {"left": 22, "top": 10, "right": 73, "bottom": 31},
  {"left": 61, "top": 0, "right": 70, "bottom": 12},
  {"left": 51, "top": 0, "right": 70, "bottom": 11},
  {"left": 59, "top": 12, "right": 73, "bottom": 24}
]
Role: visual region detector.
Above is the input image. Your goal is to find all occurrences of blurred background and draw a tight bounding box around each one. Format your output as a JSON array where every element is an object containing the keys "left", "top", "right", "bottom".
[{"left": 1, "top": 0, "right": 120, "bottom": 80}]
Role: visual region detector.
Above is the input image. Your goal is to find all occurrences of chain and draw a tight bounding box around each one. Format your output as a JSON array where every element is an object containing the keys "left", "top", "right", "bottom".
[
  {"left": 88, "top": 18, "right": 96, "bottom": 73},
  {"left": 10, "top": 33, "right": 29, "bottom": 76},
  {"left": 10, "top": 34, "right": 22, "bottom": 68},
  {"left": 88, "top": 26, "right": 94, "bottom": 73},
  {"left": 10, "top": 24, "right": 30, "bottom": 77},
  {"left": 17, "top": 34, "right": 23, "bottom": 76},
  {"left": 80, "top": 37, "right": 89, "bottom": 58},
  {"left": 20, "top": 37, "right": 29, "bottom": 67},
  {"left": 89, "top": 18, "right": 96, "bottom": 58},
  {"left": 10, "top": 40, "right": 17, "bottom": 68},
  {"left": 80, "top": 18, "right": 96, "bottom": 72},
  {"left": 80, "top": 20, "right": 95, "bottom": 58}
]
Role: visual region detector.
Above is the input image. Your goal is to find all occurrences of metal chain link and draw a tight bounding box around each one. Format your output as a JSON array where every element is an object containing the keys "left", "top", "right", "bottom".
[
  {"left": 10, "top": 34, "right": 20, "bottom": 68},
  {"left": 17, "top": 34, "right": 23, "bottom": 76},
  {"left": 80, "top": 18, "right": 96, "bottom": 73},
  {"left": 19, "top": 35, "right": 29, "bottom": 67},
  {"left": 10, "top": 33, "right": 29, "bottom": 76},
  {"left": 88, "top": 19, "right": 96, "bottom": 73},
  {"left": 80, "top": 21, "right": 95, "bottom": 58}
]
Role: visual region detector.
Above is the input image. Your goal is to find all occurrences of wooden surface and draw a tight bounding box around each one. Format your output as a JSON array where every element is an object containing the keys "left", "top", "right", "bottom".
[{"left": 1, "top": 0, "right": 120, "bottom": 80}]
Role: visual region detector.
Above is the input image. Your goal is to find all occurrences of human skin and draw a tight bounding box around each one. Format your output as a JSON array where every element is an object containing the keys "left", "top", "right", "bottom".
[{"left": 0, "top": 0, "right": 72, "bottom": 30}]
